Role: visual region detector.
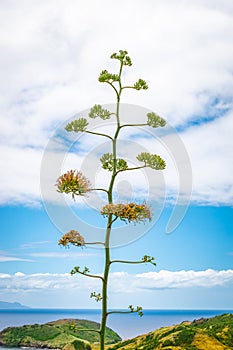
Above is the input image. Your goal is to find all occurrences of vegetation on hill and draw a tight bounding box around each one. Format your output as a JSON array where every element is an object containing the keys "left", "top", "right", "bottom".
[
  {"left": 0, "top": 318, "right": 121, "bottom": 350},
  {"left": 0, "top": 313, "right": 232, "bottom": 349},
  {"left": 107, "top": 313, "right": 233, "bottom": 350}
]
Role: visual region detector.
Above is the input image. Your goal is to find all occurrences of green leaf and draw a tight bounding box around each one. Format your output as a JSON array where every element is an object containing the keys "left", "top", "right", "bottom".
[
  {"left": 89, "top": 104, "right": 111, "bottom": 120},
  {"left": 147, "top": 112, "right": 166, "bottom": 128},
  {"left": 65, "top": 118, "right": 89, "bottom": 132}
]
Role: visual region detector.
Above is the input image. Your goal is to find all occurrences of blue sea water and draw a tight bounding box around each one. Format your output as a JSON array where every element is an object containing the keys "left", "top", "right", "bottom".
[{"left": 0, "top": 309, "right": 232, "bottom": 341}]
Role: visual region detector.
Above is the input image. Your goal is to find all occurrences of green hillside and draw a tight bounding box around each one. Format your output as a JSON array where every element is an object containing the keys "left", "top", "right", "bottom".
[
  {"left": 1, "top": 314, "right": 232, "bottom": 349},
  {"left": 108, "top": 313, "right": 233, "bottom": 350},
  {"left": 0, "top": 318, "right": 121, "bottom": 350}
]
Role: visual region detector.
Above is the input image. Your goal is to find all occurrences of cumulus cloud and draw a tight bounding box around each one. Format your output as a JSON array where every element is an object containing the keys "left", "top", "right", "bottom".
[
  {"left": 0, "top": 269, "right": 232, "bottom": 294},
  {"left": 135, "top": 269, "right": 233, "bottom": 289},
  {"left": 0, "top": 272, "right": 99, "bottom": 292},
  {"left": 0, "top": 1, "right": 232, "bottom": 206}
]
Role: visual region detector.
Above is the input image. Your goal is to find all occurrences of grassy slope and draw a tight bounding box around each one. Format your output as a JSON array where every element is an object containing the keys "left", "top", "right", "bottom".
[
  {"left": 107, "top": 313, "right": 233, "bottom": 350},
  {"left": 0, "top": 318, "right": 121, "bottom": 349},
  {"left": 1, "top": 314, "right": 232, "bottom": 349}
]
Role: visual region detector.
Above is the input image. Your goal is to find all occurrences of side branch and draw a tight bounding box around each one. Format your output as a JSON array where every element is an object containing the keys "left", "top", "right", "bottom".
[
  {"left": 110, "top": 256, "right": 156, "bottom": 266},
  {"left": 110, "top": 216, "right": 118, "bottom": 225},
  {"left": 106, "top": 81, "right": 119, "bottom": 98},
  {"left": 85, "top": 242, "right": 105, "bottom": 246},
  {"left": 115, "top": 165, "right": 146, "bottom": 176},
  {"left": 120, "top": 123, "right": 147, "bottom": 128},
  {"left": 107, "top": 305, "right": 143, "bottom": 317},
  {"left": 71, "top": 266, "right": 105, "bottom": 282},
  {"left": 85, "top": 130, "right": 113, "bottom": 141},
  {"left": 77, "top": 271, "right": 104, "bottom": 281},
  {"left": 110, "top": 259, "right": 146, "bottom": 265},
  {"left": 121, "top": 85, "right": 135, "bottom": 90},
  {"left": 90, "top": 188, "right": 109, "bottom": 194}
]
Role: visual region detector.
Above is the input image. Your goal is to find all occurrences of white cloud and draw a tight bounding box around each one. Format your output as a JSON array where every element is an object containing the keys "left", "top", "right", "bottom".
[
  {"left": 108, "top": 270, "right": 233, "bottom": 293},
  {"left": 181, "top": 111, "right": 233, "bottom": 205},
  {"left": 0, "top": 247, "right": 98, "bottom": 265},
  {"left": 0, "top": 272, "right": 99, "bottom": 292},
  {"left": 0, "top": 1, "right": 232, "bottom": 206},
  {"left": 29, "top": 252, "right": 98, "bottom": 259},
  {"left": 15, "top": 272, "right": 25, "bottom": 277},
  {"left": 20, "top": 241, "right": 52, "bottom": 249},
  {"left": 0, "top": 146, "right": 42, "bottom": 206},
  {"left": 0, "top": 256, "right": 34, "bottom": 262},
  {"left": 0, "top": 269, "right": 232, "bottom": 294},
  {"left": 135, "top": 269, "right": 233, "bottom": 289}
]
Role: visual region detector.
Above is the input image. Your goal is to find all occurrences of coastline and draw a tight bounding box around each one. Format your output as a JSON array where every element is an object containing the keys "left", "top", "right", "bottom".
[{"left": 0, "top": 309, "right": 232, "bottom": 339}]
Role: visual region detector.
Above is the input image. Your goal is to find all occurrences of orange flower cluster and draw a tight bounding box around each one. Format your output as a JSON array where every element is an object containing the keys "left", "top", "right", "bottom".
[
  {"left": 100, "top": 202, "right": 151, "bottom": 223},
  {"left": 58, "top": 230, "right": 85, "bottom": 247},
  {"left": 56, "top": 170, "right": 91, "bottom": 198}
]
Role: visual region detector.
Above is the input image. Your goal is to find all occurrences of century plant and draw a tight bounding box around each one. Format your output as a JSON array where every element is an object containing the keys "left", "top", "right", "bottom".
[{"left": 56, "top": 50, "right": 166, "bottom": 349}]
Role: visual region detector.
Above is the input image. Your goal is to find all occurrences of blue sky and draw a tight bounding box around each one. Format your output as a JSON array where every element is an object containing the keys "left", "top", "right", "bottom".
[{"left": 0, "top": 0, "right": 233, "bottom": 310}]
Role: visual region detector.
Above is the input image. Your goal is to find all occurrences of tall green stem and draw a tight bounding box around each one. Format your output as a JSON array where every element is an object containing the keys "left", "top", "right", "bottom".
[
  {"left": 100, "top": 63, "right": 123, "bottom": 349},
  {"left": 100, "top": 219, "right": 111, "bottom": 350},
  {"left": 58, "top": 51, "right": 162, "bottom": 349}
]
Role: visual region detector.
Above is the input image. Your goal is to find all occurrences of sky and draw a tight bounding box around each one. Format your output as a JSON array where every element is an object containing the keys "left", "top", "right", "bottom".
[{"left": 0, "top": 0, "right": 233, "bottom": 310}]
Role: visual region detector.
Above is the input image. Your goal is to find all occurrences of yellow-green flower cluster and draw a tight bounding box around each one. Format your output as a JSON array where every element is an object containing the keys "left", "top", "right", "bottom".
[
  {"left": 56, "top": 170, "right": 91, "bottom": 198},
  {"left": 100, "top": 202, "right": 151, "bottom": 223},
  {"left": 58, "top": 230, "right": 85, "bottom": 247}
]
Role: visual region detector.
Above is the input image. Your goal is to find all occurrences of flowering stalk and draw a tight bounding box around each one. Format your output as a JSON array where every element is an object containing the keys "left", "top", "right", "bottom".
[{"left": 56, "top": 50, "right": 166, "bottom": 349}]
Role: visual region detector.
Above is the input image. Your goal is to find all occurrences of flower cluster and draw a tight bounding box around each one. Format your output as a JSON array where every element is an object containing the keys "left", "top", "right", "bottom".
[
  {"left": 88, "top": 104, "right": 111, "bottom": 120},
  {"left": 100, "top": 153, "right": 128, "bottom": 172},
  {"left": 100, "top": 202, "right": 151, "bottom": 223},
  {"left": 90, "top": 292, "right": 102, "bottom": 302},
  {"left": 70, "top": 266, "right": 89, "bottom": 275},
  {"left": 56, "top": 170, "right": 91, "bottom": 198},
  {"left": 65, "top": 118, "right": 89, "bottom": 132},
  {"left": 128, "top": 305, "right": 143, "bottom": 317},
  {"left": 133, "top": 78, "right": 148, "bottom": 90},
  {"left": 137, "top": 152, "right": 166, "bottom": 170},
  {"left": 98, "top": 69, "right": 120, "bottom": 83},
  {"left": 110, "top": 50, "right": 132, "bottom": 66},
  {"left": 147, "top": 112, "right": 166, "bottom": 128},
  {"left": 58, "top": 230, "right": 85, "bottom": 247}
]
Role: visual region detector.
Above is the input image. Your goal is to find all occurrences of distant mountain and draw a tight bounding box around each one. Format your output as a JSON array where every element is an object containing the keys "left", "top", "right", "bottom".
[{"left": 0, "top": 301, "right": 29, "bottom": 309}]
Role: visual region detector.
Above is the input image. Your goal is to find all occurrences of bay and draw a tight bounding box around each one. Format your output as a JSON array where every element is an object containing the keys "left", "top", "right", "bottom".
[{"left": 0, "top": 308, "right": 232, "bottom": 340}]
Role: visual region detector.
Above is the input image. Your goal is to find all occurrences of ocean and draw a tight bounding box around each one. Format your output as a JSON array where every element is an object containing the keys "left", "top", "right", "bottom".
[{"left": 0, "top": 309, "right": 232, "bottom": 341}]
